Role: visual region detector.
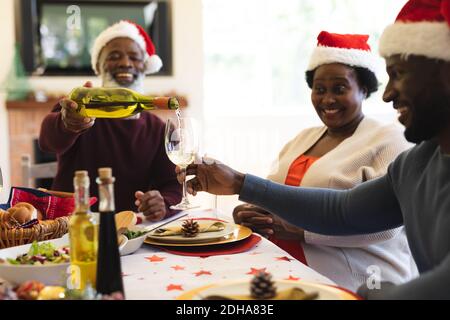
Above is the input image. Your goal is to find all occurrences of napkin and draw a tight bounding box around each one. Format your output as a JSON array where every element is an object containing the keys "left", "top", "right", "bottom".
[
  {"left": 202, "top": 287, "right": 319, "bottom": 300},
  {"left": 151, "top": 221, "right": 226, "bottom": 237},
  {"left": 155, "top": 234, "right": 261, "bottom": 257}
]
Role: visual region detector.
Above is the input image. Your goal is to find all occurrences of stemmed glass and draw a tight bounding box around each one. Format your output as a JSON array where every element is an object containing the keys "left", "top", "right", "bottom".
[{"left": 165, "top": 115, "right": 199, "bottom": 210}]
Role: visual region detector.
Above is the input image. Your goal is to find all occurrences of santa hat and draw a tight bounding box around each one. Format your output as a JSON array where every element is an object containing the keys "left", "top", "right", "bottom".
[
  {"left": 90, "top": 20, "right": 163, "bottom": 75},
  {"left": 379, "top": 0, "right": 450, "bottom": 61},
  {"left": 307, "top": 31, "right": 380, "bottom": 76}
]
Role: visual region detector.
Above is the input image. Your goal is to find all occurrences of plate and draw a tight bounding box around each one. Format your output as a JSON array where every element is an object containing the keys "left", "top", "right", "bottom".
[
  {"left": 177, "top": 279, "right": 360, "bottom": 300},
  {"left": 0, "top": 235, "right": 70, "bottom": 286},
  {"left": 146, "top": 219, "right": 236, "bottom": 244},
  {"left": 144, "top": 224, "right": 252, "bottom": 247}
]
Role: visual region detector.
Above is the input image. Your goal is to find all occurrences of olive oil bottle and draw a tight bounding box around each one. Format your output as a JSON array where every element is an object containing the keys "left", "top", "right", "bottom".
[
  {"left": 68, "top": 87, "right": 179, "bottom": 119},
  {"left": 95, "top": 167, "right": 124, "bottom": 296},
  {"left": 68, "top": 170, "right": 98, "bottom": 292}
]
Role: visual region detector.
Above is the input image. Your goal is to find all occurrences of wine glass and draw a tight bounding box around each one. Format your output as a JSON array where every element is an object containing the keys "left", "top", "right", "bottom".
[{"left": 165, "top": 116, "right": 199, "bottom": 210}]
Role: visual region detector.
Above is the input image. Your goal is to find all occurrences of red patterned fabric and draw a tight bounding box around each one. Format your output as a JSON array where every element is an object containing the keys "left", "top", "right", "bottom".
[{"left": 10, "top": 188, "right": 97, "bottom": 220}]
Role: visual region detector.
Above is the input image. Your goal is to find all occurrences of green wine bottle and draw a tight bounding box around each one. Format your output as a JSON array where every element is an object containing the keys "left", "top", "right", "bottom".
[{"left": 68, "top": 87, "right": 180, "bottom": 119}]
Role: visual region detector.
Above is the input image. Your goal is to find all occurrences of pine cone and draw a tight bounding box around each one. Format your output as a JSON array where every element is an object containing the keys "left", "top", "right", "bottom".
[
  {"left": 250, "top": 271, "right": 277, "bottom": 299},
  {"left": 181, "top": 219, "right": 200, "bottom": 237}
]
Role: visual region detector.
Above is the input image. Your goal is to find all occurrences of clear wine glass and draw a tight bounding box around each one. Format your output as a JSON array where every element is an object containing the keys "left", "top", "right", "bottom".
[{"left": 165, "top": 115, "right": 199, "bottom": 210}]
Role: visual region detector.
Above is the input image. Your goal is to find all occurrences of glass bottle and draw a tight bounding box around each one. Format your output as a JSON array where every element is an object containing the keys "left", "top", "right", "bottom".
[
  {"left": 68, "top": 170, "right": 98, "bottom": 292},
  {"left": 68, "top": 87, "right": 180, "bottom": 119},
  {"left": 95, "top": 167, "right": 124, "bottom": 296}
]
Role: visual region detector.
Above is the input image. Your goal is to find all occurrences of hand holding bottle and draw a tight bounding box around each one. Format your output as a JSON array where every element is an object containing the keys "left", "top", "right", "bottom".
[{"left": 60, "top": 81, "right": 96, "bottom": 133}]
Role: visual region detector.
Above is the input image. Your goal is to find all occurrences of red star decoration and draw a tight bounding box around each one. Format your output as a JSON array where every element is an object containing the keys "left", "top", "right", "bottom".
[
  {"left": 194, "top": 270, "right": 212, "bottom": 277},
  {"left": 145, "top": 255, "right": 166, "bottom": 262},
  {"left": 285, "top": 275, "right": 300, "bottom": 281},
  {"left": 171, "top": 265, "right": 185, "bottom": 271},
  {"left": 246, "top": 267, "right": 267, "bottom": 275},
  {"left": 276, "top": 256, "right": 293, "bottom": 262},
  {"left": 166, "top": 284, "right": 184, "bottom": 291}
]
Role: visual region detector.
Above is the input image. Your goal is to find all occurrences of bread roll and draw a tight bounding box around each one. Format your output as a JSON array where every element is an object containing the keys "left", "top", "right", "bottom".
[{"left": 7, "top": 202, "right": 37, "bottom": 224}]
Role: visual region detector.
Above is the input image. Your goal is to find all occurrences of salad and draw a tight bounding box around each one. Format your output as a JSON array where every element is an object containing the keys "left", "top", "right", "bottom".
[
  {"left": 123, "top": 229, "right": 148, "bottom": 240},
  {"left": 1, "top": 241, "right": 70, "bottom": 265}
]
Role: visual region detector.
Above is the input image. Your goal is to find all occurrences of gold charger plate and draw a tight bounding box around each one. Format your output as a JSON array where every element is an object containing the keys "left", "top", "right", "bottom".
[
  {"left": 144, "top": 224, "right": 252, "bottom": 247},
  {"left": 177, "top": 279, "right": 360, "bottom": 300}
]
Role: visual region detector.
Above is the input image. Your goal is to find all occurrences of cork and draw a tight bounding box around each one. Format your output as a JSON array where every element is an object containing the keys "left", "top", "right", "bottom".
[
  {"left": 75, "top": 170, "right": 88, "bottom": 178},
  {"left": 98, "top": 167, "right": 112, "bottom": 179}
]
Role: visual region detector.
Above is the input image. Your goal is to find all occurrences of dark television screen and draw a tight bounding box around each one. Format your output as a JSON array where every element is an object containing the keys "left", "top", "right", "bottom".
[{"left": 19, "top": 0, "right": 172, "bottom": 76}]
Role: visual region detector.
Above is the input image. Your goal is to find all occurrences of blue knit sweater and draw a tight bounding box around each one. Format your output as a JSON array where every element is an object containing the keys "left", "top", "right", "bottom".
[{"left": 240, "top": 139, "right": 450, "bottom": 299}]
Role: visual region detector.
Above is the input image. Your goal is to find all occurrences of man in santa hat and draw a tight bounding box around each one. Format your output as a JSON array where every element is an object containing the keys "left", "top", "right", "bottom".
[
  {"left": 175, "top": 0, "right": 450, "bottom": 299},
  {"left": 39, "top": 20, "right": 182, "bottom": 221}
]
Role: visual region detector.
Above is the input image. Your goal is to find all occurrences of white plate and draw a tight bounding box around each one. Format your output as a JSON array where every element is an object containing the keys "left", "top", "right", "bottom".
[
  {"left": 186, "top": 279, "right": 358, "bottom": 300},
  {"left": 147, "top": 219, "right": 235, "bottom": 244},
  {"left": 0, "top": 235, "right": 70, "bottom": 286}
]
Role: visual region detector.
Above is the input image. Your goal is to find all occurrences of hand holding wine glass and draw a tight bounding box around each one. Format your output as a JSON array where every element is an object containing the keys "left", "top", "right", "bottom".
[{"left": 165, "top": 115, "right": 199, "bottom": 210}]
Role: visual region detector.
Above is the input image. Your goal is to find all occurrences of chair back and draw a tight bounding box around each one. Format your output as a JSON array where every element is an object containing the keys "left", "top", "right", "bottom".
[{"left": 21, "top": 154, "right": 57, "bottom": 188}]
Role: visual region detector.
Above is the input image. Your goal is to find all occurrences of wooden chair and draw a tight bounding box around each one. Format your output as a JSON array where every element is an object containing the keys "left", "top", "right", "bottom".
[{"left": 21, "top": 154, "right": 57, "bottom": 188}]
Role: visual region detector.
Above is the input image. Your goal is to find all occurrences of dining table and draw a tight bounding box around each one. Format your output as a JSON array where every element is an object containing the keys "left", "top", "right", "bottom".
[{"left": 121, "top": 209, "right": 336, "bottom": 300}]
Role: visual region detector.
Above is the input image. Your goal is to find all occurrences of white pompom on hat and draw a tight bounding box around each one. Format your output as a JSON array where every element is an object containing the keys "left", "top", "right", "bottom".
[
  {"left": 90, "top": 20, "right": 163, "bottom": 75},
  {"left": 307, "top": 31, "right": 380, "bottom": 77},
  {"left": 379, "top": 0, "right": 450, "bottom": 61}
]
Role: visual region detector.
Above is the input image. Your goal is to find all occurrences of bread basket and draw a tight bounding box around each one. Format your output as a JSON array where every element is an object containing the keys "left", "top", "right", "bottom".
[{"left": 0, "top": 210, "right": 69, "bottom": 249}]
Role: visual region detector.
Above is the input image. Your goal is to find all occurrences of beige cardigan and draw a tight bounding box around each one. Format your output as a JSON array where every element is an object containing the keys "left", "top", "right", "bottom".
[{"left": 266, "top": 117, "right": 418, "bottom": 290}]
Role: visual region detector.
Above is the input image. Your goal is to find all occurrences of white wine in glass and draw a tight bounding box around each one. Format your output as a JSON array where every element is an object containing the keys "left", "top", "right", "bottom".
[{"left": 165, "top": 115, "right": 199, "bottom": 210}]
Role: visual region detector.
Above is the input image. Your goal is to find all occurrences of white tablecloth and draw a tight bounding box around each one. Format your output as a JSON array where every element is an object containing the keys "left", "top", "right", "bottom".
[{"left": 122, "top": 223, "right": 335, "bottom": 299}]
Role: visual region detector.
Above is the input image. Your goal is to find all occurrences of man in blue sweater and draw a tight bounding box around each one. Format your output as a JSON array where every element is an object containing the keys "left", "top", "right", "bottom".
[{"left": 177, "top": 0, "right": 450, "bottom": 299}]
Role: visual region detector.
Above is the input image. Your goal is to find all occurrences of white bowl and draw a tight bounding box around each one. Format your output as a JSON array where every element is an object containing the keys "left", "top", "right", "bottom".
[
  {"left": 118, "top": 226, "right": 148, "bottom": 256},
  {"left": 0, "top": 235, "right": 70, "bottom": 286}
]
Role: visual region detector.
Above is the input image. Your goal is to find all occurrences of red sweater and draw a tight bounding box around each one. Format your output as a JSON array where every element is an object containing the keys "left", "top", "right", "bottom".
[{"left": 39, "top": 104, "right": 182, "bottom": 214}]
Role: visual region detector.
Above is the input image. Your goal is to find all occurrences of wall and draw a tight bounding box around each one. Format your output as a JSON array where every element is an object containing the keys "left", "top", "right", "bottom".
[
  {"left": 0, "top": 0, "right": 204, "bottom": 202},
  {"left": 0, "top": 0, "right": 15, "bottom": 202}
]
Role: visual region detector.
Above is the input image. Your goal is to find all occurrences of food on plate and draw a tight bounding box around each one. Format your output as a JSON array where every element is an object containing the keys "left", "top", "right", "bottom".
[
  {"left": 115, "top": 210, "right": 137, "bottom": 234},
  {"left": 152, "top": 220, "right": 226, "bottom": 237},
  {"left": 0, "top": 241, "right": 70, "bottom": 265},
  {"left": 123, "top": 229, "right": 148, "bottom": 240},
  {"left": 15, "top": 280, "right": 45, "bottom": 300}
]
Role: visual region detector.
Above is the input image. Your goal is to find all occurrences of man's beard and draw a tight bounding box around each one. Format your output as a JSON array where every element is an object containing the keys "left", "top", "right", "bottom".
[
  {"left": 101, "top": 72, "right": 145, "bottom": 93},
  {"left": 404, "top": 95, "right": 450, "bottom": 144}
]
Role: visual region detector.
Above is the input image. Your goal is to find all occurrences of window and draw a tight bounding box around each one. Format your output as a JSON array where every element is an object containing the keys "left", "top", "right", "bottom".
[{"left": 204, "top": 0, "right": 408, "bottom": 118}]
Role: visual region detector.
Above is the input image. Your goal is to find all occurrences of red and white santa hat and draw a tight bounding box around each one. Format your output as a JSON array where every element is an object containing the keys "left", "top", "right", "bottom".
[
  {"left": 307, "top": 31, "right": 380, "bottom": 76},
  {"left": 91, "top": 20, "right": 163, "bottom": 75},
  {"left": 379, "top": 0, "right": 450, "bottom": 61}
]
